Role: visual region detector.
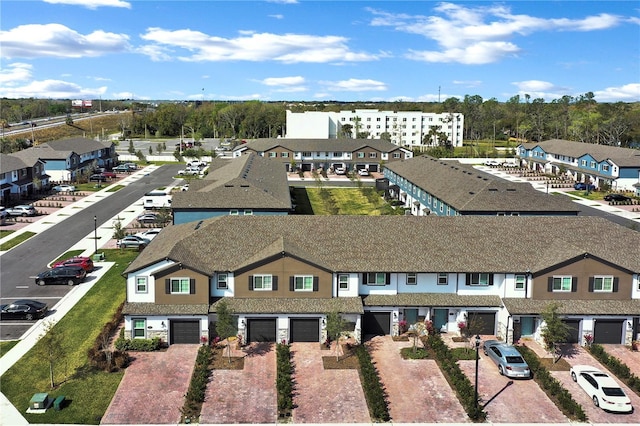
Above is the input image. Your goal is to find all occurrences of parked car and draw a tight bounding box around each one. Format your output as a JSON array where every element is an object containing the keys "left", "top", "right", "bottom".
[
  {"left": 178, "top": 167, "right": 200, "bottom": 176},
  {"left": 5, "top": 205, "right": 36, "bottom": 217},
  {"left": 52, "top": 256, "right": 94, "bottom": 272},
  {"left": 484, "top": 160, "right": 502, "bottom": 167},
  {"left": 334, "top": 167, "right": 346, "bottom": 175},
  {"left": 135, "top": 228, "right": 162, "bottom": 241},
  {"left": 570, "top": 365, "right": 633, "bottom": 413},
  {"left": 187, "top": 160, "right": 207, "bottom": 168},
  {"left": 101, "top": 171, "right": 117, "bottom": 179},
  {"left": 357, "top": 169, "right": 370, "bottom": 176},
  {"left": 117, "top": 235, "right": 151, "bottom": 249},
  {"left": 0, "top": 300, "right": 48, "bottom": 320},
  {"left": 36, "top": 266, "right": 86, "bottom": 286},
  {"left": 52, "top": 184, "right": 76, "bottom": 192},
  {"left": 482, "top": 340, "right": 531, "bottom": 378},
  {"left": 604, "top": 193, "right": 631, "bottom": 202},
  {"left": 113, "top": 165, "right": 131, "bottom": 173},
  {"left": 574, "top": 182, "right": 596, "bottom": 191},
  {"left": 137, "top": 212, "right": 166, "bottom": 224},
  {"left": 89, "top": 174, "right": 107, "bottom": 182}
]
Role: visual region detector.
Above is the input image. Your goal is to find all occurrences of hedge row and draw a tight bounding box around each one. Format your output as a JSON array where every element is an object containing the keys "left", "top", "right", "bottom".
[
  {"left": 181, "top": 344, "right": 212, "bottom": 422},
  {"left": 276, "top": 343, "right": 294, "bottom": 415},
  {"left": 587, "top": 344, "right": 640, "bottom": 395},
  {"left": 86, "top": 301, "right": 129, "bottom": 371},
  {"left": 114, "top": 336, "right": 162, "bottom": 351},
  {"left": 517, "top": 345, "right": 587, "bottom": 421},
  {"left": 353, "top": 345, "right": 390, "bottom": 422},
  {"left": 424, "top": 335, "right": 486, "bottom": 421}
]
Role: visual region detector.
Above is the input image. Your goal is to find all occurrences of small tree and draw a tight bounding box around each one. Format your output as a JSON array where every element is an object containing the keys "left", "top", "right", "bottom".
[
  {"left": 112, "top": 219, "right": 126, "bottom": 242},
  {"left": 128, "top": 140, "right": 134, "bottom": 154},
  {"left": 407, "top": 322, "right": 426, "bottom": 353},
  {"left": 215, "top": 300, "right": 237, "bottom": 362},
  {"left": 325, "top": 311, "right": 347, "bottom": 361},
  {"left": 36, "top": 320, "right": 65, "bottom": 389},
  {"left": 541, "top": 302, "right": 569, "bottom": 363}
]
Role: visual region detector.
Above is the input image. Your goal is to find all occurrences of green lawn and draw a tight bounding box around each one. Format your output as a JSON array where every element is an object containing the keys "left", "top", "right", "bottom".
[
  {"left": 0, "top": 340, "right": 20, "bottom": 357},
  {"left": 0, "top": 229, "right": 16, "bottom": 239},
  {"left": 1, "top": 249, "right": 137, "bottom": 424},
  {"left": 0, "top": 231, "right": 36, "bottom": 251},
  {"left": 305, "top": 187, "right": 399, "bottom": 215}
]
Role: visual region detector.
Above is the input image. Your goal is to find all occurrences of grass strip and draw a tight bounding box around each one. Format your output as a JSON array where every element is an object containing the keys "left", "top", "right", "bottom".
[
  {"left": 1, "top": 249, "right": 137, "bottom": 424},
  {"left": 0, "top": 231, "right": 36, "bottom": 251}
]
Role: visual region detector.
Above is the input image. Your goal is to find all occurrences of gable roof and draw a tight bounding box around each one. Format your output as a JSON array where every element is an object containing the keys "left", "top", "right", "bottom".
[
  {"left": 520, "top": 139, "right": 640, "bottom": 167},
  {"left": 0, "top": 153, "right": 29, "bottom": 172},
  {"left": 11, "top": 144, "right": 66, "bottom": 162},
  {"left": 385, "top": 156, "right": 579, "bottom": 213},
  {"left": 43, "top": 137, "right": 112, "bottom": 155},
  {"left": 125, "top": 215, "right": 640, "bottom": 276},
  {"left": 235, "top": 138, "right": 410, "bottom": 154},
  {"left": 171, "top": 153, "right": 291, "bottom": 210}
]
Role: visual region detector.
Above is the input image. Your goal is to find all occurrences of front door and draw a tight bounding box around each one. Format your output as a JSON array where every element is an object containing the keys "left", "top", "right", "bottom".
[
  {"left": 433, "top": 309, "right": 448, "bottom": 332},
  {"left": 520, "top": 317, "right": 535, "bottom": 336},
  {"left": 404, "top": 309, "right": 418, "bottom": 325}
]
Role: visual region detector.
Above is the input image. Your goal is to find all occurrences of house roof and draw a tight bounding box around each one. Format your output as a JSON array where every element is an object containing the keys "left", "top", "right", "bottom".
[
  {"left": 502, "top": 298, "right": 640, "bottom": 315},
  {"left": 124, "top": 215, "right": 640, "bottom": 276},
  {"left": 0, "top": 153, "right": 29, "bottom": 172},
  {"left": 43, "top": 137, "right": 113, "bottom": 155},
  {"left": 519, "top": 139, "right": 640, "bottom": 167},
  {"left": 234, "top": 138, "right": 410, "bottom": 154},
  {"left": 123, "top": 302, "right": 209, "bottom": 315},
  {"left": 363, "top": 294, "right": 502, "bottom": 307},
  {"left": 211, "top": 297, "right": 364, "bottom": 314},
  {"left": 11, "top": 144, "right": 65, "bottom": 162},
  {"left": 171, "top": 153, "right": 291, "bottom": 210},
  {"left": 385, "top": 156, "right": 580, "bottom": 213}
]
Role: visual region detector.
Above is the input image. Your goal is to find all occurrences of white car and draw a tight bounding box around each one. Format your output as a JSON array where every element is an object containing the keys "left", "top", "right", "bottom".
[
  {"left": 135, "top": 228, "right": 162, "bottom": 241},
  {"left": 357, "top": 169, "right": 370, "bottom": 176},
  {"left": 53, "top": 184, "right": 76, "bottom": 192},
  {"left": 570, "top": 365, "right": 633, "bottom": 413}
]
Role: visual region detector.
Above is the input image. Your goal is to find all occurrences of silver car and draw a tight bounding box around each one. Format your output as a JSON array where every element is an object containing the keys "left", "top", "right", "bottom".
[{"left": 483, "top": 340, "right": 531, "bottom": 379}]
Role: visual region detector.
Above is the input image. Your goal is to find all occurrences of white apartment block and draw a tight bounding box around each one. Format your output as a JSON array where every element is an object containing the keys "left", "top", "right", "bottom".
[{"left": 286, "top": 109, "right": 464, "bottom": 148}]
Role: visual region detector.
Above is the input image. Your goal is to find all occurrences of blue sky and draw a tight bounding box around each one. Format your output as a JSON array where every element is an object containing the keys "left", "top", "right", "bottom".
[{"left": 1, "top": 0, "right": 639, "bottom": 102}]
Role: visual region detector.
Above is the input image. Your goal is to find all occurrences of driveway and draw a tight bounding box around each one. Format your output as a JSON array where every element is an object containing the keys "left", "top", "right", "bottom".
[
  {"left": 550, "top": 344, "right": 640, "bottom": 423},
  {"left": 291, "top": 342, "right": 370, "bottom": 423},
  {"left": 199, "top": 342, "right": 277, "bottom": 424},
  {"left": 368, "top": 335, "right": 469, "bottom": 423},
  {"left": 101, "top": 344, "right": 199, "bottom": 424}
]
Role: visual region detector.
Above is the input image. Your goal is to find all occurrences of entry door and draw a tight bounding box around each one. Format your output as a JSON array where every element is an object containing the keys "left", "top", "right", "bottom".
[
  {"left": 404, "top": 309, "right": 418, "bottom": 325},
  {"left": 433, "top": 309, "right": 448, "bottom": 332},
  {"left": 520, "top": 317, "right": 535, "bottom": 336}
]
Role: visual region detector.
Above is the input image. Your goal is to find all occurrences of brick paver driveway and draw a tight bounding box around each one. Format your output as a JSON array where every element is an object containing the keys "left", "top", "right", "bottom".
[
  {"left": 368, "top": 336, "right": 469, "bottom": 423},
  {"left": 199, "top": 342, "right": 277, "bottom": 424},
  {"left": 551, "top": 344, "right": 640, "bottom": 423},
  {"left": 291, "top": 342, "right": 370, "bottom": 423},
  {"left": 101, "top": 344, "right": 199, "bottom": 424}
]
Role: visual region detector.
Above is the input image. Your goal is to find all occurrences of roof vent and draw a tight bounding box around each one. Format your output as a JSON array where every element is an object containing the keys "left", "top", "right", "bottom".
[
  {"left": 469, "top": 191, "right": 475, "bottom": 195},
  {"left": 194, "top": 220, "right": 203, "bottom": 230},
  {"left": 506, "top": 188, "right": 516, "bottom": 192},
  {"left": 489, "top": 188, "right": 498, "bottom": 192},
  {"left": 224, "top": 184, "right": 233, "bottom": 187}
]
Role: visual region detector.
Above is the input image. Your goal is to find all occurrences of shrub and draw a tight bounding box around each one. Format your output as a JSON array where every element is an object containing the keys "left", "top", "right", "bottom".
[
  {"left": 276, "top": 343, "right": 294, "bottom": 414},
  {"left": 354, "top": 345, "right": 390, "bottom": 422},
  {"left": 114, "top": 336, "right": 162, "bottom": 351},
  {"left": 181, "top": 344, "right": 212, "bottom": 422},
  {"left": 588, "top": 344, "right": 640, "bottom": 395}
]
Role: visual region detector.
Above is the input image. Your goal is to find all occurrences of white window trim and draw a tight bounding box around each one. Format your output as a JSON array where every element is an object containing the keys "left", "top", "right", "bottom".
[
  {"left": 438, "top": 273, "right": 448, "bottom": 285},
  {"left": 407, "top": 273, "right": 417, "bottom": 285},
  {"left": 133, "top": 318, "right": 146, "bottom": 339},
  {"left": 294, "top": 275, "right": 314, "bottom": 292},
  {"left": 338, "top": 274, "right": 349, "bottom": 290},
  {"left": 470, "top": 273, "right": 490, "bottom": 286},
  {"left": 171, "top": 277, "right": 190, "bottom": 294},
  {"left": 593, "top": 275, "right": 613, "bottom": 292},
  {"left": 553, "top": 276, "right": 572, "bottom": 292},
  {"left": 217, "top": 273, "right": 228, "bottom": 289},
  {"left": 367, "top": 272, "right": 387, "bottom": 286},
  {"left": 253, "top": 274, "right": 272, "bottom": 291},
  {"left": 135, "top": 276, "right": 148, "bottom": 293},
  {"left": 515, "top": 274, "right": 526, "bottom": 290}
]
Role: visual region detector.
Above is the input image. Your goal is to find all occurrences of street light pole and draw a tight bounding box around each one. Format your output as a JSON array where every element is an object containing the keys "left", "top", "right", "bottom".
[
  {"left": 474, "top": 335, "right": 481, "bottom": 414},
  {"left": 93, "top": 215, "right": 98, "bottom": 255}
]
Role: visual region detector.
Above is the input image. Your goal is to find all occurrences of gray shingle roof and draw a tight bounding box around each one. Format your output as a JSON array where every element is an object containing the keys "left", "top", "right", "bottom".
[
  {"left": 125, "top": 215, "right": 640, "bottom": 276},
  {"left": 520, "top": 139, "right": 640, "bottom": 167},
  {"left": 123, "top": 302, "right": 209, "bottom": 315},
  {"left": 43, "top": 137, "right": 113, "bottom": 155},
  {"left": 211, "top": 297, "right": 364, "bottom": 314},
  {"left": 236, "top": 138, "right": 408, "bottom": 154},
  {"left": 385, "top": 156, "right": 579, "bottom": 213},
  {"left": 502, "top": 298, "right": 640, "bottom": 315},
  {"left": 363, "top": 294, "right": 502, "bottom": 307},
  {"left": 11, "top": 144, "right": 64, "bottom": 162},
  {"left": 172, "top": 153, "right": 291, "bottom": 210},
  {"left": 0, "top": 153, "right": 29, "bottom": 172}
]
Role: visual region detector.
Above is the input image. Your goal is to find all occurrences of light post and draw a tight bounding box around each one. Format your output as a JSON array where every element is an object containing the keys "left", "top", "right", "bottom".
[
  {"left": 93, "top": 216, "right": 98, "bottom": 255},
  {"left": 474, "top": 334, "right": 481, "bottom": 414}
]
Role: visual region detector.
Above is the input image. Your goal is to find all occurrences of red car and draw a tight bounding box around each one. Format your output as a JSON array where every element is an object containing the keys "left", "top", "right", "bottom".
[{"left": 52, "top": 256, "right": 94, "bottom": 272}]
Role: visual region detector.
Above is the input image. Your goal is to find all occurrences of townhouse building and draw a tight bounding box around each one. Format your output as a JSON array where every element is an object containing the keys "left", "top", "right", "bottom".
[
  {"left": 384, "top": 156, "right": 580, "bottom": 216},
  {"left": 172, "top": 153, "right": 292, "bottom": 225},
  {"left": 285, "top": 109, "right": 464, "bottom": 148},
  {"left": 122, "top": 215, "right": 640, "bottom": 348},
  {"left": 232, "top": 138, "right": 413, "bottom": 173},
  {"left": 0, "top": 153, "right": 49, "bottom": 205},
  {"left": 517, "top": 139, "right": 640, "bottom": 191}
]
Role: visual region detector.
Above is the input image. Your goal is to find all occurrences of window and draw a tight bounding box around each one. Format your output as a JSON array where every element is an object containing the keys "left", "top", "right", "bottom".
[
  {"left": 135, "top": 276, "right": 147, "bottom": 293},
  {"left": 253, "top": 274, "right": 272, "bottom": 291},
  {"left": 281, "top": 152, "right": 289, "bottom": 158},
  {"left": 393, "top": 153, "right": 401, "bottom": 159},
  {"left": 171, "top": 278, "right": 190, "bottom": 294},
  {"left": 333, "top": 152, "right": 341, "bottom": 157},
  {"left": 552, "top": 276, "right": 572, "bottom": 292},
  {"left": 302, "top": 151, "right": 311, "bottom": 157},
  {"left": 369, "top": 152, "right": 377, "bottom": 158},
  {"left": 407, "top": 273, "right": 417, "bottom": 285},
  {"left": 243, "top": 209, "right": 253, "bottom": 215},
  {"left": 338, "top": 274, "right": 349, "bottom": 290},
  {"left": 515, "top": 275, "right": 526, "bottom": 290},
  {"left": 357, "top": 152, "right": 365, "bottom": 158},
  {"left": 230, "top": 210, "right": 239, "bottom": 215},
  {"left": 133, "top": 318, "right": 146, "bottom": 338},
  {"left": 602, "top": 164, "right": 610, "bottom": 172},
  {"left": 217, "top": 273, "right": 228, "bottom": 289},
  {"left": 438, "top": 273, "right": 448, "bottom": 285},
  {"left": 590, "top": 161, "right": 596, "bottom": 168},
  {"left": 294, "top": 275, "right": 313, "bottom": 291},
  {"left": 469, "top": 273, "right": 490, "bottom": 286},
  {"left": 269, "top": 152, "right": 277, "bottom": 158},
  {"left": 365, "top": 272, "right": 387, "bottom": 285},
  {"left": 593, "top": 276, "right": 613, "bottom": 292}
]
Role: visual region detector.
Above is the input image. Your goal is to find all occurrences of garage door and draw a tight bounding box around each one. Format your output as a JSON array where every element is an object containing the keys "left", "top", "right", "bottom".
[
  {"left": 467, "top": 312, "right": 496, "bottom": 335},
  {"left": 247, "top": 319, "right": 276, "bottom": 342},
  {"left": 369, "top": 164, "right": 379, "bottom": 172},
  {"left": 561, "top": 319, "right": 580, "bottom": 343},
  {"left": 170, "top": 320, "right": 200, "bottom": 344},
  {"left": 290, "top": 319, "right": 320, "bottom": 342},
  {"left": 362, "top": 312, "right": 391, "bottom": 337},
  {"left": 594, "top": 320, "right": 624, "bottom": 344}
]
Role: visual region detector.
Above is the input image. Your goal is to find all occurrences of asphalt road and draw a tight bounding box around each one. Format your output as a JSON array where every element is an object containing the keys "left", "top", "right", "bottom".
[{"left": 0, "top": 164, "right": 182, "bottom": 340}]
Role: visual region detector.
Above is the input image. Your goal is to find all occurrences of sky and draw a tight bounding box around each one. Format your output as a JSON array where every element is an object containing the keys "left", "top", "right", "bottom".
[{"left": 1, "top": 0, "right": 639, "bottom": 103}]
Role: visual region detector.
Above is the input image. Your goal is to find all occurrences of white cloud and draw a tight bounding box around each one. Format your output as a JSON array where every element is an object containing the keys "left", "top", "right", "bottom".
[
  {"left": 0, "top": 24, "right": 130, "bottom": 59},
  {"left": 43, "top": 0, "right": 131, "bottom": 9},
  {"left": 0, "top": 79, "right": 107, "bottom": 99},
  {"left": 453, "top": 80, "right": 482, "bottom": 87},
  {"left": 269, "top": 14, "right": 284, "bottom": 20},
  {"left": 319, "top": 78, "right": 387, "bottom": 92},
  {"left": 218, "top": 93, "right": 264, "bottom": 101},
  {"left": 139, "top": 28, "right": 384, "bottom": 63},
  {"left": 368, "top": 3, "right": 624, "bottom": 64},
  {"left": 594, "top": 83, "right": 640, "bottom": 102},
  {"left": 512, "top": 80, "right": 557, "bottom": 92},
  {"left": 260, "top": 76, "right": 305, "bottom": 86},
  {"left": 266, "top": 0, "right": 298, "bottom": 4},
  {"left": 112, "top": 91, "right": 135, "bottom": 99},
  {"left": 0, "top": 62, "right": 33, "bottom": 85}
]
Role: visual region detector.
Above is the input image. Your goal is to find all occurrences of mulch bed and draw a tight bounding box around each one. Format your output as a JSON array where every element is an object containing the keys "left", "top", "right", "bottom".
[
  {"left": 539, "top": 357, "right": 571, "bottom": 371},
  {"left": 323, "top": 344, "right": 359, "bottom": 369},
  {"left": 211, "top": 346, "right": 244, "bottom": 370}
]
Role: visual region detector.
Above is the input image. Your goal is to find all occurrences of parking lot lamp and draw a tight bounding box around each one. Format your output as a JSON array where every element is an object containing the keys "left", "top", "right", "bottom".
[
  {"left": 93, "top": 215, "right": 98, "bottom": 255},
  {"left": 474, "top": 334, "right": 481, "bottom": 413}
]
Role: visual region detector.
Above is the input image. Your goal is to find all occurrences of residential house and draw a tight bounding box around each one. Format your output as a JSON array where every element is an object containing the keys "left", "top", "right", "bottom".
[
  {"left": 517, "top": 139, "right": 640, "bottom": 191},
  {"left": 172, "top": 153, "right": 292, "bottom": 225},
  {"left": 285, "top": 109, "right": 464, "bottom": 148},
  {"left": 384, "top": 156, "right": 580, "bottom": 216},
  {"left": 0, "top": 153, "right": 49, "bottom": 205},
  {"left": 122, "top": 215, "right": 640, "bottom": 347},
  {"left": 232, "top": 138, "right": 413, "bottom": 173}
]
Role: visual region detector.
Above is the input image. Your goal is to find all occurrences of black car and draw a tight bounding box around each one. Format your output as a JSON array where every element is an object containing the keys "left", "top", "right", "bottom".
[
  {"left": 0, "top": 300, "right": 48, "bottom": 320},
  {"left": 89, "top": 174, "right": 107, "bottom": 182},
  {"left": 604, "top": 193, "right": 631, "bottom": 202},
  {"left": 35, "top": 266, "right": 86, "bottom": 286}
]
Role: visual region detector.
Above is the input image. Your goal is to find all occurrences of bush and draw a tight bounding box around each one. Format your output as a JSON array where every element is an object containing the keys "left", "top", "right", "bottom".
[
  {"left": 588, "top": 344, "right": 640, "bottom": 395},
  {"left": 181, "top": 344, "right": 212, "bottom": 422},
  {"left": 354, "top": 345, "right": 390, "bottom": 422},
  {"left": 114, "top": 336, "right": 162, "bottom": 351},
  {"left": 86, "top": 302, "right": 126, "bottom": 371},
  {"left": 276, "top": 343, "right": 294, "bottom": 414}
]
